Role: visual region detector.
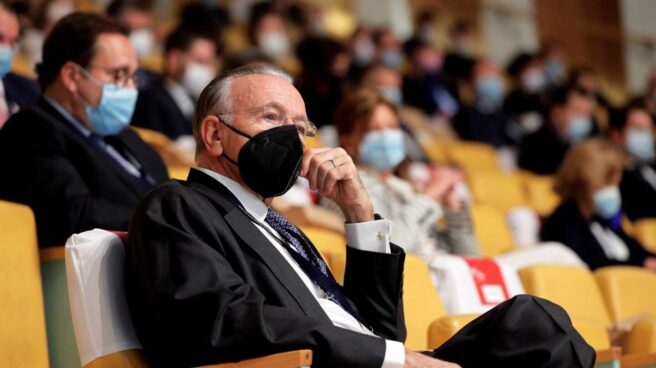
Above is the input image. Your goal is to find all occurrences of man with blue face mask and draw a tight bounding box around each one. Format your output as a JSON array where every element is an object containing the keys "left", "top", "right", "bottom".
[
  {"left": 519, "top": 85, "right": 598, "bottom": 175},
  {"left": 0, "top": 12, "right": 168, "bottom": 247},
  {"left": 609, "top": 101, "right": 656, "bottom": 221},
  {"left": 453, "top": 59, "right": 515, "bottom": 148},
  {"left": 131, "top": 26, "right": 217, "bottom": 141},
  {"left": 0, "top": 1, "right": 39, "bottom": 129}
]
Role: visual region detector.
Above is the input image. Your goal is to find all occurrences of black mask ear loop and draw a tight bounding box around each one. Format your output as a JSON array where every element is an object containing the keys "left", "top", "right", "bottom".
[{"left": 217, "top": 117, "right": 252, "bottom": 166}]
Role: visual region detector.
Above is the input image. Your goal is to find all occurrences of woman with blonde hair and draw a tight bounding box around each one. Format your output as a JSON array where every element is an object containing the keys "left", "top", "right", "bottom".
[{"left": 541, "top": 138, "right": 656, "bottom": 270}]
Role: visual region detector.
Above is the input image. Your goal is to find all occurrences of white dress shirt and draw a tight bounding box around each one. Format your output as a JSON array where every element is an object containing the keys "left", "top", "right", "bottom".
[{"left": 198, "top": 168, "right": 405, "bottom": 368}]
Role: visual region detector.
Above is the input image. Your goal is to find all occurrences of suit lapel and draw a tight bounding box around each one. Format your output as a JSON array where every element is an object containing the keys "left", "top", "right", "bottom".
[{"left": 187, "top": 170, "right": 330, "bottom": 322}]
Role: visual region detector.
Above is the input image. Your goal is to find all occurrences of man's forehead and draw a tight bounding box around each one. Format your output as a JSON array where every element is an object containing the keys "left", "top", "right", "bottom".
[
  {"left": 231, "top": 73, "right": 306, "bottom": 115},
  {"left": 92, "top": 33, "right": 137, "bottom": 68}
]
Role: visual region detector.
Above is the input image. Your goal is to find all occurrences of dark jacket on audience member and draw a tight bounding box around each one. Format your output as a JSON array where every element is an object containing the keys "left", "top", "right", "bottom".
[
  {"left": 518, "top": 124, "right": 570, "bottom": 175},
  {"left": 620, "top": 163, "right": 656, "bottom": 221},
  {"left": 0, "top": 98, "right": 168, "bottom": 247},
  {"left": 541, "top": 200, "right": 656, "bottom": 270},
  {"left": 453, "top": 104, "right": 514, "bottom": 148},
  {"left": 131, "top": 80, "right": 192, "bottom": 140},
  {"left": 2, "top": 72, "right": 39, "bottom": 111}
]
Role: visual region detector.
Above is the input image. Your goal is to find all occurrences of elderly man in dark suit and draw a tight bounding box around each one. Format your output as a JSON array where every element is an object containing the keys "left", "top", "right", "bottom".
[
  {"left": 0, "top": 13, "right": 168, "bottom": 247},
  {"left": 0, "top": 1, "right": 39, "bottom": 128},
  {"left": 126, "top": 63, "right": 595, "bottom": 368}
]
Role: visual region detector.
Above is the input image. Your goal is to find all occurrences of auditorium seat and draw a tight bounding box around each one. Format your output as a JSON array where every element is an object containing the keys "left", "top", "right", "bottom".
[
  {"left": 632, "top": 219, "right": 656, "bottom": 253},
  {"left": 518, "top": 265, "right": 612, "bottom": 350},
  {"left": 403, "top": 254, "right": 480, "bottom": 350},
  {"left": 0, "top": 200, "right": 49, "bottom": 367},
  {"left": 595, "top": 266, "right": 656, "bottom": 354},
  {"left": 130, "top": 126, "right": 195, "bottom": 167},
  {"left": 519, "top": 172, "right": 560, "bottom": 216},
  {"left": 468, "top": 171, "right": 528, "bottom": 212},
  {"left": 470, "top": 204, "right": 516, "bottom": 257},
  {"left": 64, "top": 229, "right": 312, "bottom": 368},
  {"left": 443, "top": 141, "right": 500, "bottom": 174}
]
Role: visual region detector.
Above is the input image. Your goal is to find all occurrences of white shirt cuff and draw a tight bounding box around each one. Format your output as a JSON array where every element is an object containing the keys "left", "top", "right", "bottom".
[
  {"left": 381, "top": 339, "right": 405, "bottom": 368},
  {"left": 344, "top": 217, "right": 391, "bottom": 254}
]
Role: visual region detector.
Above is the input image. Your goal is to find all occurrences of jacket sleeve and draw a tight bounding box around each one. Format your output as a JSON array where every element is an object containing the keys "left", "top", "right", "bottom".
[{"left": 125, "top": 186, "right": 389, "bottom": 368}]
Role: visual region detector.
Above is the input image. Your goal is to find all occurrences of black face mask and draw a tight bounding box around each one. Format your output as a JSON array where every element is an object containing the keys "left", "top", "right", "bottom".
[{"left": 220, "top": 120, "right": 303, "bottom": 198}]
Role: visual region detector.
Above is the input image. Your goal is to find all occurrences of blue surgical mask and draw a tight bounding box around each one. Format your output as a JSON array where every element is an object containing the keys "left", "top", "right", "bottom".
[
  {"left": 359, "top": 129, "right": 406, "bottom": 172},
  {"left": 544, "top": 59, "right": 564, "bottom": 84},
  {"left": 379, "top": 87, "right": 403, "bottom": 106},
  {"left": 0, "top": 45, "right": 13, "bottom": 78},
  {"left": 380, "top": 50, "right": 403, "bottom": 69},
  {"left": 475, "top": 76, "right": 504, "bottom": 109},
  {"left": 566, "top": 116, "right": 592, "bottom": 142},
  {"left": 79, "top": 67, "right": 138, "bottom": 136},
  {"left": 593, "top": 186, "right": 622, "bottom": 219},
  {"left": 522, "top": 69, "right": 546, "bottom": 94},
  {"left": 626, "top": 128, "right": 655, "bottom": 163}
]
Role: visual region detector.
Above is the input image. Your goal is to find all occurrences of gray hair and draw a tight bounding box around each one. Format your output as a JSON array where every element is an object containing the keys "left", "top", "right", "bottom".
[{"left": 193, "top": 63, "right": 294, "bottom": 156}]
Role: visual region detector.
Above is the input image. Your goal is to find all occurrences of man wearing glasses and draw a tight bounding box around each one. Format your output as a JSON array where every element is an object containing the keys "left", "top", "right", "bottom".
[
  {"left": 126, "top": 63, "right": 595, "bottom": 368},
  {"left": 0, "top": 12, "right": 167, "bottom": 247}
]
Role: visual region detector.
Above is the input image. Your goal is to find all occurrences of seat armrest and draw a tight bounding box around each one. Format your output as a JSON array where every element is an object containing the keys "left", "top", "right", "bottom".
[
  {"left": 427, "top": 314, "right": 479, "bottom": 349},
  {"left": 621, "top": 352, "right": 656, "bottom": 368},
  {"left": 198, "top": 349, "right": 313, "bottom": 368},
  {"left": 595, "top": 347, "right": 621, "bottom": 364}
]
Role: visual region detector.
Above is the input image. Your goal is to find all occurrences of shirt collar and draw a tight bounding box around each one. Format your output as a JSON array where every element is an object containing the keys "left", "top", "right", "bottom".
[
  {"left": 43, "top": 95, "right": 92, "bottom": 137},
  {"left": 197, "top": 167, "right": 268, "bottom": 222},
  {"left": 164, "top": 79, "right": 195, "bottom": 118}
]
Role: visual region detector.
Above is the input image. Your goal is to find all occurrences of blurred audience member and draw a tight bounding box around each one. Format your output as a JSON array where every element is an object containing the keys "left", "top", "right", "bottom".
[
  {"left": 609, "top": 100, "right": 656, "bottom": 221},
  {"left": 504, "top": 52, "right": 547, "bottom": 135},
  {"left": 645, "top": 71, "right": 656, "bottom": 120},
  {"left": 131, "top": 27, "right": 217, "bottom": 141},
  {"left": 0, "top": 13, "right": 168, "bottom": 247},
  {"left": 442, "top": 19, "right": 476, "bottom": 83},
  {"left": 296, "top": 36, "right": 349, "bottom": 128},
  {"left": 373, "top": 27, "right": 403, "bottom": 70},
  {"left": 346, "top": 26, "right": 376, "bottom": 83},
  {"left": 324, "top": 88, "right": 479, "bottom": 261},
  {"left": 569, "top": 66, "right": 612, "bottom": 111},
  {"left": 20, "top": 0, "right": 75, "bottom": 68},
  {"left": 0, "top": 1, "right": 39, "bottom": 128},
  {"left": 248, "top": 3, "right": 291, "bottom": 61},
  {"left": 414, "top": 9, "right": 437, "bottom": 44},
  {"left": 402, "top": 38, "right": 458, "bottom": 118},
  {"left": 107, "top": 0, "right": 156, "bottom": 61},
  {"left": 538, "top": 41, "right": 568, "bottom": 89},
  {"left": 542, "top": 138, "right": 656, "bottom": 271},
  {"left": 360, "top": 63, "right": 430, "bottom": 163},
  {"left": 454, "top": 59, "right": 514, "bottom": 148},
  {"left": 519, "top": 85, "right": 597, "bottom": 175},
  {"left": 106, "top": 0, "right": 158, "bottom": 89},
  {"left": 178, "top": 2, "right": 229, "bottom": 52}
]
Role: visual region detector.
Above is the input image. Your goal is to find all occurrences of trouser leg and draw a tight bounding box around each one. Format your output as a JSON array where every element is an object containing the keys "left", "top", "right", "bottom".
[{"left": 429, "top": 295, "right": 596, "bottom": 368}]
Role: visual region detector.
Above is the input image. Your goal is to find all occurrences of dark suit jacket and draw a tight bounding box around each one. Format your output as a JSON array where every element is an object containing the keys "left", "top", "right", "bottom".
[
  {"left": 0, "top": 98, "right": 168, "bottom": 247},
  {"left": 620, "top": 164, "right": 656, "bottom": 221},
  {"left": 131, "top": 79, "right": 192, "bottom": 140},
  {"left": 125, "top": 169, "right": 407, "bottom": 368},
  {"left": 541, "top": 200, "right": 656, "bottom": 270},
  {"left": 2, "top": 72, "right": 39, "bottom": 110},
  {"left": 453, "top": 104, "right": 514, "bottom": 148},
  {"left": 518, "top": 124, "right": 570, "bottom": 175}
]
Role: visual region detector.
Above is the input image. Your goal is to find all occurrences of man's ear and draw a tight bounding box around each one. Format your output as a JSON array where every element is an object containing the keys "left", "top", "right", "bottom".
[
  {"left": 60, "top": 62, "right": 80, "bottom": 94},
  {"left": 201, "top": 115, "right": 223, "bottom": 157},
  {"left": 166, "top": 49, "right": 183, "bottom": 77}
]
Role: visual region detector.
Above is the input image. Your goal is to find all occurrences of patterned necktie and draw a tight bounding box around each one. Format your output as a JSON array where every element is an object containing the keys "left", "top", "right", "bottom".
[{"left": 264, "top": 208, "right": 366, "bottom": 325}]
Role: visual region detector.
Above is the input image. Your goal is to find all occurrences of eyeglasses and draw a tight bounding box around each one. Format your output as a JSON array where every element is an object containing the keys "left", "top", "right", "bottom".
[
  {"left": 218, "top": 105, "right": 317, "bottom": 137},
  {"left": 77, "top": 64, "right": 139, "bottom": 89}
]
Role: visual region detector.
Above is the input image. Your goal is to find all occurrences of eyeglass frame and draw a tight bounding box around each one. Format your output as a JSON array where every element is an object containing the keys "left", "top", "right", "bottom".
[
  {"left": 76, "top": 63, "right": 139, "bottom": 89},
  {"left": 216, "top": 103, "right": 317, "bottom": 138}
]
